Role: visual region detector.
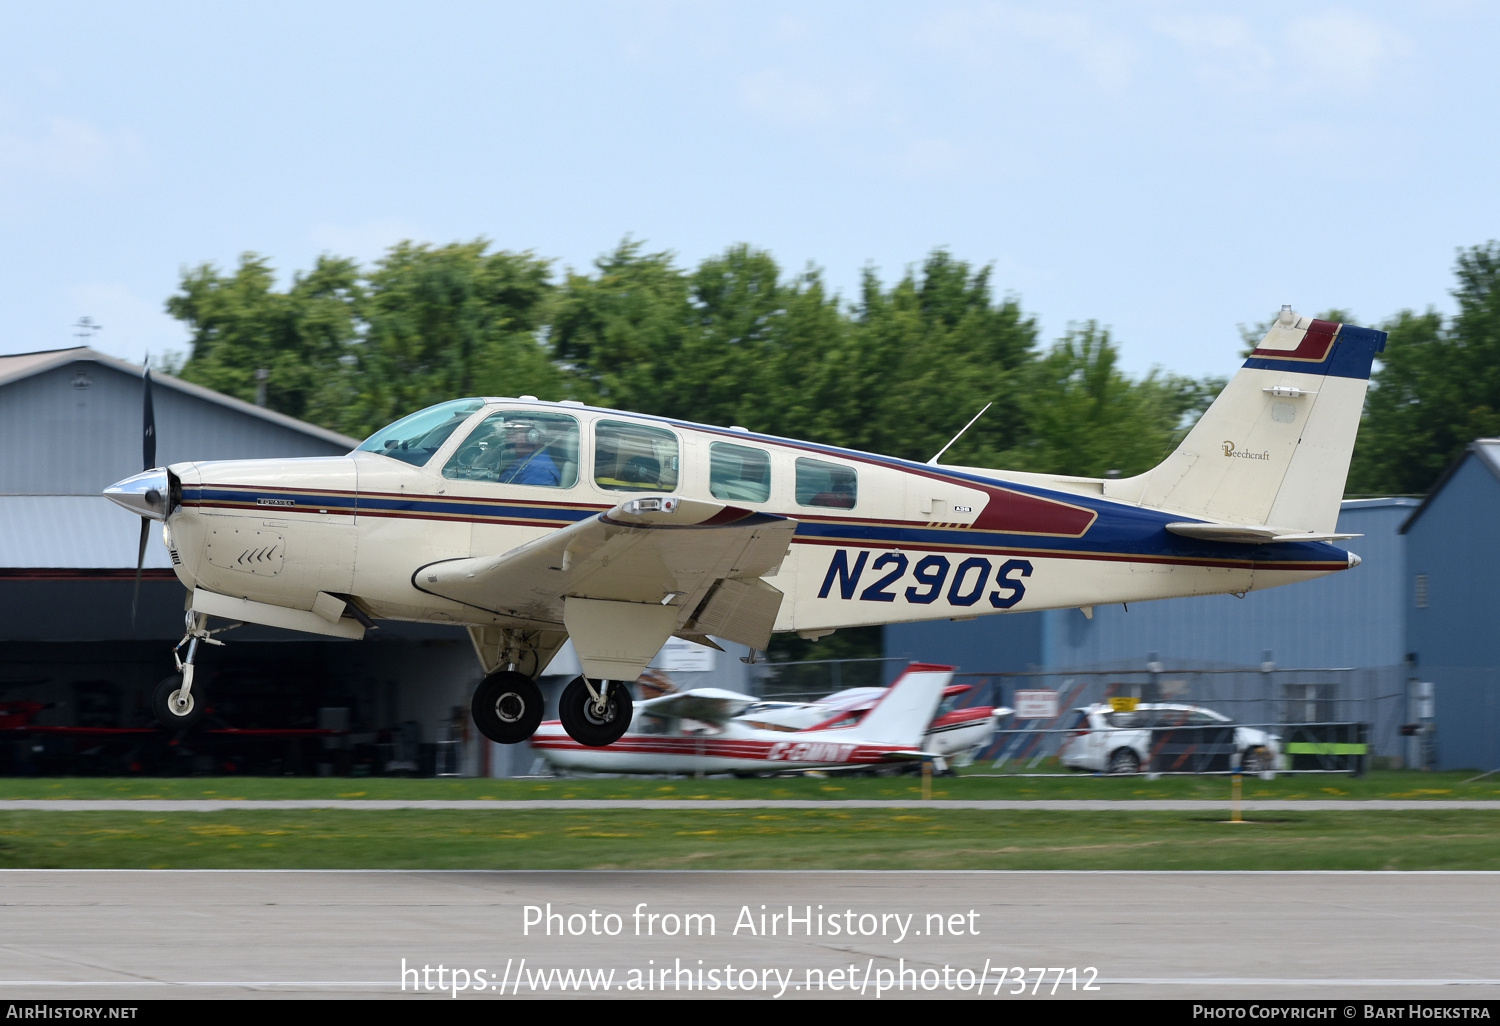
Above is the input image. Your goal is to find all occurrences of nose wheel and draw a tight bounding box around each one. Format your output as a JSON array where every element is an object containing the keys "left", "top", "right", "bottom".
[
  {"left": 558, "top": 676, "right": 633, "bottom": 748},
  {"left": 471, "top": 670, "right": 544, "bottom": 744},
  {"left": 152, "top": 673, "right": 204, "bottom": 728}
]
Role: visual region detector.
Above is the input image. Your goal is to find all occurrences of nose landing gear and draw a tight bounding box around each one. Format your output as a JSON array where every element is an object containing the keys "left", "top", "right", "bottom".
[{"left": 152, "top": 611, "right": 236, "bottom": 729}]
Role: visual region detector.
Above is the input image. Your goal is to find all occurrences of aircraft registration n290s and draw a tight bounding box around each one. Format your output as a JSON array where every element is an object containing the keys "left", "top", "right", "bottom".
[{"left": 105, "top": 307, "right": 1383, "bottom": 748}]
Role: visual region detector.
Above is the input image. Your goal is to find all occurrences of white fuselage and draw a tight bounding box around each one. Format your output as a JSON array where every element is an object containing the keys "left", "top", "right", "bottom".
[{"left": 158, "top": 396, "right": 1355, "bottom": 642}]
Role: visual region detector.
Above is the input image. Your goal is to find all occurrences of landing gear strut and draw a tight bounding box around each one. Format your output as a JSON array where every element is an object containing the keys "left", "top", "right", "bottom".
[
  {"left": 152, "top": 611, "right": 234, "bottom": 729},
  {"left": 471, "top": 670, "right": 544, "bottom": 744},
  {"left": 558, "top": 675, "right": 633, "bottom": 748}
]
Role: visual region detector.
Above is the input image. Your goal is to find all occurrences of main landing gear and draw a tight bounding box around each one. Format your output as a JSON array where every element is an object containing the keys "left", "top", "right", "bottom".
[
  {"left": 558, "top": 676, "right": 633, "bottom": 748},
  {"left": 152, "top": 611, "right": 235, "bottom": 729},
  {"left": 470, "top": 670, "right": 544, "bottom": 745}
]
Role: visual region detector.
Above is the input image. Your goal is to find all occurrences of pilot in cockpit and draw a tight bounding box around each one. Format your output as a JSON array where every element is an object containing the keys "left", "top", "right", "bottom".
[{"left": 491, "top": 419, "right": 561, "bottom": 486}]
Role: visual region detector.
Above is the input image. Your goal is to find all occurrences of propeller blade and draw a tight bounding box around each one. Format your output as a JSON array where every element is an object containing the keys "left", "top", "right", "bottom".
[
  {"left": 131, "top": 516, "right": 150, "bottom": 626},
  {"left": 142, "top": 363, "right": 156, "bottom": 471}
]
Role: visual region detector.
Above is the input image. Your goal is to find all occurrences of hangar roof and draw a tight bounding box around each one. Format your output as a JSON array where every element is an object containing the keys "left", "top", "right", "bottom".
[
  {"left": 1399, "top": 439, "right": 1500, "bottom": 535},
  {"left": 0, "top": 347, "right": 359, "bottom": 451}
]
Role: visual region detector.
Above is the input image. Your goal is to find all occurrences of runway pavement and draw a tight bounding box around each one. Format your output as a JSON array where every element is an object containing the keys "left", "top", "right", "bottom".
[
  {"left": 2, "top": 799, "right": 1500, "bottom": 810},
  {"left": 2, "top": 869, "right": 1499, "bottom": 1000}
]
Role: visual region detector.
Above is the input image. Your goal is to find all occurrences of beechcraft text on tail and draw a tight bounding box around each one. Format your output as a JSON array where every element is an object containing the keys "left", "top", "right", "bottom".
[{"left": 103, "top": 306, "right": 1384, "bottom": 748}]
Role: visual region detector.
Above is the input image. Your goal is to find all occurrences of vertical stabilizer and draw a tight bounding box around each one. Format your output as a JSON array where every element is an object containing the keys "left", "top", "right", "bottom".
[
  {"left": 852, "top": 663, "right": 953, "bottom": 746},
  {"left": 1107, "top": 308, "right": 1386, "bottom": 533}
]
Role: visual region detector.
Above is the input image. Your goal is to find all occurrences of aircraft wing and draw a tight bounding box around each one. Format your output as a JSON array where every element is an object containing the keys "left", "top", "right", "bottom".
[
  {"left": 637, "top": 687, "right": 762, "bottom": 723},
  {"left": 1165, "top": 522, "right": 1360, "bottom": 544},
  {"left": 414, "top": 496, "right": 796, "bottom": 678}
]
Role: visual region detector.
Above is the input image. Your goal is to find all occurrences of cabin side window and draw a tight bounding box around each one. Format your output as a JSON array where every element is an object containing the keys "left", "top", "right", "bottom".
[
  {"left": 442, "top": 411, "right": 580, "bottom": 487},
  {"left": 795, "top": 457, "right": 858, "bottom": 509},
  {"left": 709, "top": 442, "right": 771, "bottom": 502},
  {"left": 594, "top": 421, "right": 680, "bottom": 491}
]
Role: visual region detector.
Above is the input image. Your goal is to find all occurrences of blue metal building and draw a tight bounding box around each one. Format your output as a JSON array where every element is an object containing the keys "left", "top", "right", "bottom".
[{"left": 1402, "top": 440, "right": 1500, "bottom": 772}]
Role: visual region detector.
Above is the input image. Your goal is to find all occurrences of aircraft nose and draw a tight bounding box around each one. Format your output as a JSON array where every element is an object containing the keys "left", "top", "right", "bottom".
[
  {"left": 1347, "top": 551, "right": 1362, "bottom": 568},
  {"left": 104, "top": 468, "right": 171, "bottom": 521}
]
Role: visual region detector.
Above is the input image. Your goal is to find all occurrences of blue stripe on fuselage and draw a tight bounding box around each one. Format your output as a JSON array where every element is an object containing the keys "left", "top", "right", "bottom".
[{"left": 184, "top": 483, "right": 1348, "bottom": 569}]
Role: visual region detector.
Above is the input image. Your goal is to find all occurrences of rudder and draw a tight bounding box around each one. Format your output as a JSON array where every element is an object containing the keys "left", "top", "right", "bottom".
[{"left": 1111, "top": 308, "right": 1386, "bottom": 533}]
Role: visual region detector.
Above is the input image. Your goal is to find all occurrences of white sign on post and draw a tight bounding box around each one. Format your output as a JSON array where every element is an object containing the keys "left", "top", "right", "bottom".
[
  {"left": 1014, "top": 689, "right": 1059, "bottom": 720},
  {"left": 653, "top": 637, "right": 717, "bottom": 673}
]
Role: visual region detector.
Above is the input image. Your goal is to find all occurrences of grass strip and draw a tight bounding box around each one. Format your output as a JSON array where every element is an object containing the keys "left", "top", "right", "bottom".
[
  {"left": 0, "top": 770, "right": 1495, "bottom": 803},
  {"left": 2, "top": 809, "right": 1499, "bottom": 871}
]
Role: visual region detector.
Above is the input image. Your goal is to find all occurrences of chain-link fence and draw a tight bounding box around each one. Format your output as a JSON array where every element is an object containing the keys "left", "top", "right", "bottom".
[{"left": 749, "top": 658, "right": 1413, "bottom": 775}]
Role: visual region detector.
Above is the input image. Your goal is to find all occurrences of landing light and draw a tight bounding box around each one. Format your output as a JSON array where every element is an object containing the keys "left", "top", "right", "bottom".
[{"left": 622, "top": 497, "right": 678, "bottom": 516}]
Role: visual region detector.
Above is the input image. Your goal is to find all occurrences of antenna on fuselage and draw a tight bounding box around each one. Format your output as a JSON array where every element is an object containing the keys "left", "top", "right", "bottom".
[{"left": 927, "top": 402, "right": 992, "bottom": 466}]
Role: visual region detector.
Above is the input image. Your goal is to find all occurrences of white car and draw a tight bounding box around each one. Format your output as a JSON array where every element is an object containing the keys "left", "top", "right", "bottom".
[{"left": 1058, "top": 703, "right": 1281, "bottom": 775}]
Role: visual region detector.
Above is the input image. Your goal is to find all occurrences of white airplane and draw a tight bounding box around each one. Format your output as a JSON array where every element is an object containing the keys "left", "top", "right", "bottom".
[
  {"left": 104, "top": 307, "right": 1383, "bottom": 749},
  {"left": 533, "top": 663, "right": 966, "bottom": 775},
  {"left": 730, "top": 682, "right": 1008, "bottom": 765}
]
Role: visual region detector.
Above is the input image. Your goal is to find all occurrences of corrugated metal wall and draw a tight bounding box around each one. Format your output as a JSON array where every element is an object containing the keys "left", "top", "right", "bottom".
[
  {"left": 1405, "top": 451, "right": 1500, "bottom": 770},
  {"left": 1042, "top": 500, "right": 1415, "bottom": 671},
  {"left": 0, "top": 360, "right": 350, "bottom": 496}
]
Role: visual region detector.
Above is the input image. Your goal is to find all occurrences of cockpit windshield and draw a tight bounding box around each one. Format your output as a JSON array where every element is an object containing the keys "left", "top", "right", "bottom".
[{"left": 355, "top": 399, "right": 486, "bottom": 467}]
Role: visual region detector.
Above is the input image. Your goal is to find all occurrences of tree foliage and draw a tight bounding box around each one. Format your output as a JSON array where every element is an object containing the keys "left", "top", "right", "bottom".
[
  {"left": 1349, "top": 243, "right": 1500, "bottom": 495},
  {"left": 167, "top": 239, "right": 1224, "bottom": 476}
]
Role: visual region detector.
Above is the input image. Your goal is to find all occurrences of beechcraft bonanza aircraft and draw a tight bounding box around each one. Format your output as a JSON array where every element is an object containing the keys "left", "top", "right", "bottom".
[{"left": 105, "top": 307, "right": 1383, "bottom": 748}]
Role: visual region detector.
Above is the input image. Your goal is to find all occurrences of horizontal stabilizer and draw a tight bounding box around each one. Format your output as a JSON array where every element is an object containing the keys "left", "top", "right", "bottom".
[{"left": 1165, "top": 522, "right": 1360, "bottom": 545}]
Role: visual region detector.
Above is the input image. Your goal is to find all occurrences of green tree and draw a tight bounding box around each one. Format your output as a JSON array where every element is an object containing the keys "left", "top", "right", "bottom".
[
  {"left": 997, "top": 323, "right": 1195, "bottom": 478},
  {"left": 346, "top": 241, "right": 560, "bottom": 438},
  {"left": 1349, "top": 243, "right": 1500, "bottom": 495},
  {"left": 168, "top": 253, "right": 362, "bottom": 422}
]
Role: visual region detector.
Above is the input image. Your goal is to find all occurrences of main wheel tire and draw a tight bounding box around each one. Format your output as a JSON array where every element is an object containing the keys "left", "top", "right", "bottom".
[
  {"left": 471, "top": 671, "right": 544, "bottom": 744},
  {"left": 152, "top": 674, "right": 204, "bottom": 729},
  {"left": 1241, "top": 746, "right": 1272, "bottom": 774},
  {"left": 1106, "top": 748, "right": 1141, "bottom": 775},
  {"left": 558, "top": 676, "right": 634, "bottom": 748}
]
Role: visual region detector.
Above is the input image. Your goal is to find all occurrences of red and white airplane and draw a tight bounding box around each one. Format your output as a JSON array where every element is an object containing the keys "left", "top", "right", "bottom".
[
  {"left": 531, "top": 663, "right": 977, "bottom": 774},
  {"left": 732, "top": 681, "right": 1007, "bottom": 765}
]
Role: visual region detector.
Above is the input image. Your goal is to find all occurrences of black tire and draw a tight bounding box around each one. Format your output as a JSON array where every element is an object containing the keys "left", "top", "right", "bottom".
[
  {"left": 1106, "top": 747, "right": 1140, "bottom": 775},
  {"left": 1241, "top": 746, "right": 1272, "bottom": 774},
  {"left": 558, "top": 676, "right": 634, "bottom": 748},
  {"left": 471, "top": 671, "right": 544, "bottom": 744},
  {"left": 152, "top": 674, "right": 204, "bottom": 729}
]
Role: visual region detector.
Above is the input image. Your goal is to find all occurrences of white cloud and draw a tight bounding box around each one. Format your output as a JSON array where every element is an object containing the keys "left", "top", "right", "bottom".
[
  {"left": 0, "top": 117, "right": 142, "bottom": 181},
  {"left": 1155, "top": 12, "right": 1275, "bottom": 94},
  {"left": 1156, "top": 7, "right": 1406, "bottom": 100},
  {"left": 922, "top": 2, "right": 1140, "bottom": 93},
  {"left": 737, "top": 66, "right": 877, "bottom": 130},
  {"left": 1285, "top": 10, "right": 1405, "bottom": 97}
]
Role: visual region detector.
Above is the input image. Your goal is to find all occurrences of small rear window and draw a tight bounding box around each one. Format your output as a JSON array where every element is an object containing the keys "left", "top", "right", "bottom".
[
  {"left": 796, "top": 457, "right": 857, "bottom": 509},
  {"left": 710, "top": 442, "right": 771, "bottom": 502}
]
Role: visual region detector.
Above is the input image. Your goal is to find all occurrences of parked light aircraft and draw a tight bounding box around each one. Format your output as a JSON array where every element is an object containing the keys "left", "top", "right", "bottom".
[
  {"left": 533, "top": 663, "right": 977, "bottom": 774},
  {"left": 726, "top": 681, "right": 1007, "bottom": 764},
  {"left": 104, "top": 307, "right": 1384, "bottom": 748}
]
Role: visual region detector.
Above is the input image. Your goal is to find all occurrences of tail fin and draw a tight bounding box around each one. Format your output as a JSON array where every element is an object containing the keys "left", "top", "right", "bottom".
[
  {"left": 853, "top": 663, "right": 953, "bottom": 746},
  {"left": 1109, "top": 308, "right": 1386, "bottom": 533}
]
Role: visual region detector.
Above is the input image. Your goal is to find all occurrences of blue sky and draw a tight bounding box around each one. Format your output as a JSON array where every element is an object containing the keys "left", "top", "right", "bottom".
[{"left": 2, "top": 1, "right": 1497, "bottom": 379}]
